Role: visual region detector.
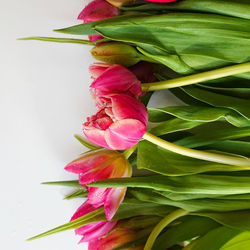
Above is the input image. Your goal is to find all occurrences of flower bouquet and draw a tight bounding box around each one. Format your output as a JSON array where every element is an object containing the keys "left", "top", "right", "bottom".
[{"left": 21, "top": 0, "right": 250, "bottom": 249}]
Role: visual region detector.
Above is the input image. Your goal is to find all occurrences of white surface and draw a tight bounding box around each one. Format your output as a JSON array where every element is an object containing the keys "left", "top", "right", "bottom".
[{"left": 0, "top": 1, "right": 182, "bottom": 249}]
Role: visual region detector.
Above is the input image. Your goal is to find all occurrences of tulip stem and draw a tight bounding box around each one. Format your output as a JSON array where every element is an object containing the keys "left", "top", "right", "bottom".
[
  {"left": 144, "top": 209, "right": 188, "bottom": 250},
  {"left": 123, "top": 145, "right": 137, "bottom": 159},
  {"left": 141, "top": 62, "right": 250, "bottom": 91},
  {"left": 143, "top": 132, "right": 250, "bottom": 167}
]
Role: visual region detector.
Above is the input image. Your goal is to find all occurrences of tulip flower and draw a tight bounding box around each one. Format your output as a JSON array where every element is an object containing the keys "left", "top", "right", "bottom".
[
  {"left": 106, "top": 0, "right": 136, "bottom": 8},
  {"left": 78, "top": 0, "right": 119, "bottom": 41},
  {"left": 88, "top": 222, "right": 144, "bottom": 250},
  {"left": 65, "top": 149, "right": 132, "bottom": 220},
  {"left": 89, "top": 63, "right": 142, "bottom": 99},
  {"left": 70, "top": 200, "right": 117, "bottom": 243},
  {"left": 83, "top": 94, "right": 148, "bottom": 150},
  {"left": 130, "top": 62, "right": 157, "bottom": 83},
  {"left": 91, "top": 42, "right": 141, "bottom": 67}
]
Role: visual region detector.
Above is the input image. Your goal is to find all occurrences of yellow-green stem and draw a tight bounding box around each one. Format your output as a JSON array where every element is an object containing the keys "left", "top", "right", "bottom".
[
  {"left": 143, "top": 132, "right": 250, "bottom": 167},
  {"left": 144, "top": 209, "right": 188, "bottom": 250},
  {"left": 141, "top": 62, "right": 250, "bottom": 91},
  {"left": 123, "top": 145, "right": 137, "bottom": 159}
]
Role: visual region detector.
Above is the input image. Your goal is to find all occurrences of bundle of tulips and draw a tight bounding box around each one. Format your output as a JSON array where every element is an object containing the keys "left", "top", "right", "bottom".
[{"left": 22, "top": 0, "right": 250, "bottom": 249}]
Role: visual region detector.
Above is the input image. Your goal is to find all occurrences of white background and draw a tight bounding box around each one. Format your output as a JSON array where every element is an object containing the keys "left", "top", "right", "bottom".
[{"left": 0, "top": 0, "right": 181, "bottom": 249}]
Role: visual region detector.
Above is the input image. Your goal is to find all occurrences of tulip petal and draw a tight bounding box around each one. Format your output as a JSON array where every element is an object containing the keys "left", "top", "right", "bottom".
[
  {"left": 104, "top": 187, "right": 127, "bottom": 220},
  {"left": 105, "top": 119, "right": 146, "bottom": 150},
  {"left": 110, "top": 94, "right": 148, "bottom": 125},
  {"left": 89, "top": 63, "right": 112, "bottom": 80},
  {"left": 83, "top": 127, "right": 111, "bottom": 149},
  {"left": 91, "top": 65, "right": 141, "bottom": 97}
]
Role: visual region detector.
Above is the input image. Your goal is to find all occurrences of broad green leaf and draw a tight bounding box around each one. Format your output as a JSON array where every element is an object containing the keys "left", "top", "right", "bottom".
[
  {"left": 19, "top": 37, "right": 93, "bottom": 45},
  {"left": 41, "top": 180, "right": 80, "bottom": 188},
  {"left": 88, "top": 174, "right": 250, "bottom": 195},
  {"left": 121, "top": 0, "right": 250, "bottom": 20},
  {"left": 148, "top": 106, "right": 250, "bottom": 127},
  {"left": 221, "top": 231, "right": 250, "bottom": 250},
  {"left": 182, "top": 86, "right": 250, "bottom": 120},
  {"left": 137, "top": 141, "right": 250, "bottom": 176},
  {"left": 195, "top": 210, "right": 250, "bottom": 231},
  {"left": 63, "top": 189, "right": 87, "bottom": 200},
  {"left": 130, "top": 188, "right": 250, "bottom": 212},
  {"left": 149, "top": 118, "right": 203, "bottom": 137},
  {"left": 208, "top": 140, "right": 250, "bottom": 157},
  {"left": 189, "top": 226, "right": 241, "bottom": 250},
  {"left": 74, "top": 134, "right": 101, "bottom": 150},
  {"left": 174, "top": 126, "right": 250, "bottom": 149},
  {"left": 152, "top": 216, "right": 219, "bottom": 250}
]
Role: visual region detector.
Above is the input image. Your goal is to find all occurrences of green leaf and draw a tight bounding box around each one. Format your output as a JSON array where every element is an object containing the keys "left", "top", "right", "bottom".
[
  {"left": 137, "top": 141, "right": 250, "bottom": 176},
  {"left": 63, "top": 189, "right": 87, "bottom": 200},
  {"left": 130, "top": 188, "right": 250, "bottom": 212},
  {"left": 182, "top": 86, "right": 250, "bottom": 120},
  {"left": 41, "top": 180, "right": 80, "bottom": 188},
  {"left": 121, "top": 0, "right": 250, "bottom": 20},
  {"left": 152, "top": 216, "right": 219, "bottom": 250},
  {"left": 18, "top": 37, "right": 93, "bottom": 45},
  {"left": 149, "top": 118, "right": 203, "bottom": 137},
  {"left": 148, "top": 106, "right": 250, "bottom": 127},
  {"left": 195, "top": 210, "right": 250, "bottom": 231},
  {"left": 189, "top": 226, "right": 241, "bottom": 250},
  {"left": 74, "top": 134, "right": 101, "bottom": 150},
  {"left": 221, "top": 231, "right": 250, "bottom": 250},
  {"left": 88, "top": 174, "right": 250, "bottom": 195},
  {"left": 174, "top": 126, "right": 250, "bottom": 148}
]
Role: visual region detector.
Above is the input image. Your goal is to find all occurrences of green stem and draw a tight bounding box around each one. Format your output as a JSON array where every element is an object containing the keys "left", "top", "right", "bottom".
[
  {"left": 123, "top": 145, "right": 137, "bottom": 159},
  {"left": 143, "top": 132, "right": 250, "bottom": 167},
  {"left": 18, "top": 36, "right": 94, "bottom": 45},
  {"left": 144, "top": 209, "right": 188, "bottom": 250},
  {"left": 141, "top": 62, "right": 250, "bottom": 91}
]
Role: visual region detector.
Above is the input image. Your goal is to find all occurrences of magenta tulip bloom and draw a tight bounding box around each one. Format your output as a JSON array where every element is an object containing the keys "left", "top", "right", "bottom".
[
  {"left": 78, "top": 0, "right": 119, "bottom": 41},
  {"left": 70, "top": 200, "right": 117, "bottom": 243},
  {"left": 65, "top": 149, "right": 132, "bottom": 220},
  {"left": 89, "top": 63, "right": 142, "bottom": 99},
  {"left": 83, "top": 94, "right": 148, "bottom": 150}
]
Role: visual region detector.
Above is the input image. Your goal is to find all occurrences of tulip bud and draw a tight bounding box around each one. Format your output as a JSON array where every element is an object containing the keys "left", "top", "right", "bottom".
[
  {"left": 91, "top": 42, "right": 141, "bottom": 67},
  {"left": 106, "top": 0, "right": 136, "bottom": 8}
]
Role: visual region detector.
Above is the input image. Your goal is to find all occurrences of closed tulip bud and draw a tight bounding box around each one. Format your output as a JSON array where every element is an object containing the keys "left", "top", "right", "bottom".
[
  {"left": 91, "top": 42, "right": 141, "bottom": 67},
  {"left": 106, "top": 0, "right": 136, "bottom": 7}
]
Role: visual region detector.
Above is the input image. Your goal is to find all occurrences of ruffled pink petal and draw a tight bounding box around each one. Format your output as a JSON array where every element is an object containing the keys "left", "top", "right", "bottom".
[
  {"left": 104, "top": 187, "right": 127, "bottom": 220},
  {"left": 110, "top": 94, "right": 148, "bottom": 125},
  {"left": 105, "top": 119, "right": 146, "bottom": 150},
  {"left": 91, "top": 65, "right": 141, "bottom": 97},
  {"left": 78, "top": 221, "right": 117, "bottom": 243},
  {"left": 78, "top": 0, "right": 119, "bottom": 23}
]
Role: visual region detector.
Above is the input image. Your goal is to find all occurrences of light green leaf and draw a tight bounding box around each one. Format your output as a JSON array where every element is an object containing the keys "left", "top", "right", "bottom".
[
  {"left": 88, "top": 174, "right": 250, "bottom": 195},
  {"left": 221, "top": 231, "right": 250, "bottom": 250},
  {"left": 137, "top": 141, "right": 250, "bottom": 176},
  {"left": 74, "top": 134, "right": 102, "bottom": 150},
  {"left": 63, "top": 189, "right": 87, "bottom": 200},
  {"left": 41, "top": 180, "right": 80, "bottom": 188}
]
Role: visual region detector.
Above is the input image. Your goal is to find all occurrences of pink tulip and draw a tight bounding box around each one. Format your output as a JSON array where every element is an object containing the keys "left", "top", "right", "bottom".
[
  {"left": 88, "top": 222, "right": 144, "bottom": 250},
  {"left": 70, "top": 200, "right": 117, "bottom": 243},
  {"left": 78, "top": 0, "right": 119, "bottom": 41},
  {"left": 65, "top": 149, "right": 132, "bottom": 220},
  {"left": 89, "top": 63, "right": 142, "bottom": 98},
  {"left": 83, "top": 94, "right": 148, "bottom": 150}
]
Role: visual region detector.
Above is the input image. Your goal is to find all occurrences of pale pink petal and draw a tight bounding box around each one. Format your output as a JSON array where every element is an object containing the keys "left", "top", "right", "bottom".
[
  {"left": 83, "top": 127, "right": 111, "bottom": 149},
  {"left": 89, "top": 63, "right": 112, "bottom": 80},
  {"left": 104, "top": 187, "right": 127, "bottom": 220},
  {"left": 91, "top": 65, "right": 141, "bottom": 97},
  {"left": 78, "top": 221, "right": 117, "bottom": 243},
  {"left": 110, "top": 94, "right": 148, "bottom": 125},
  {"left": 87, "top": 187, "right": 108, "bottom": 206},
  {"left": 105, "top": 119, "right": 146, "bottom": 150}
]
